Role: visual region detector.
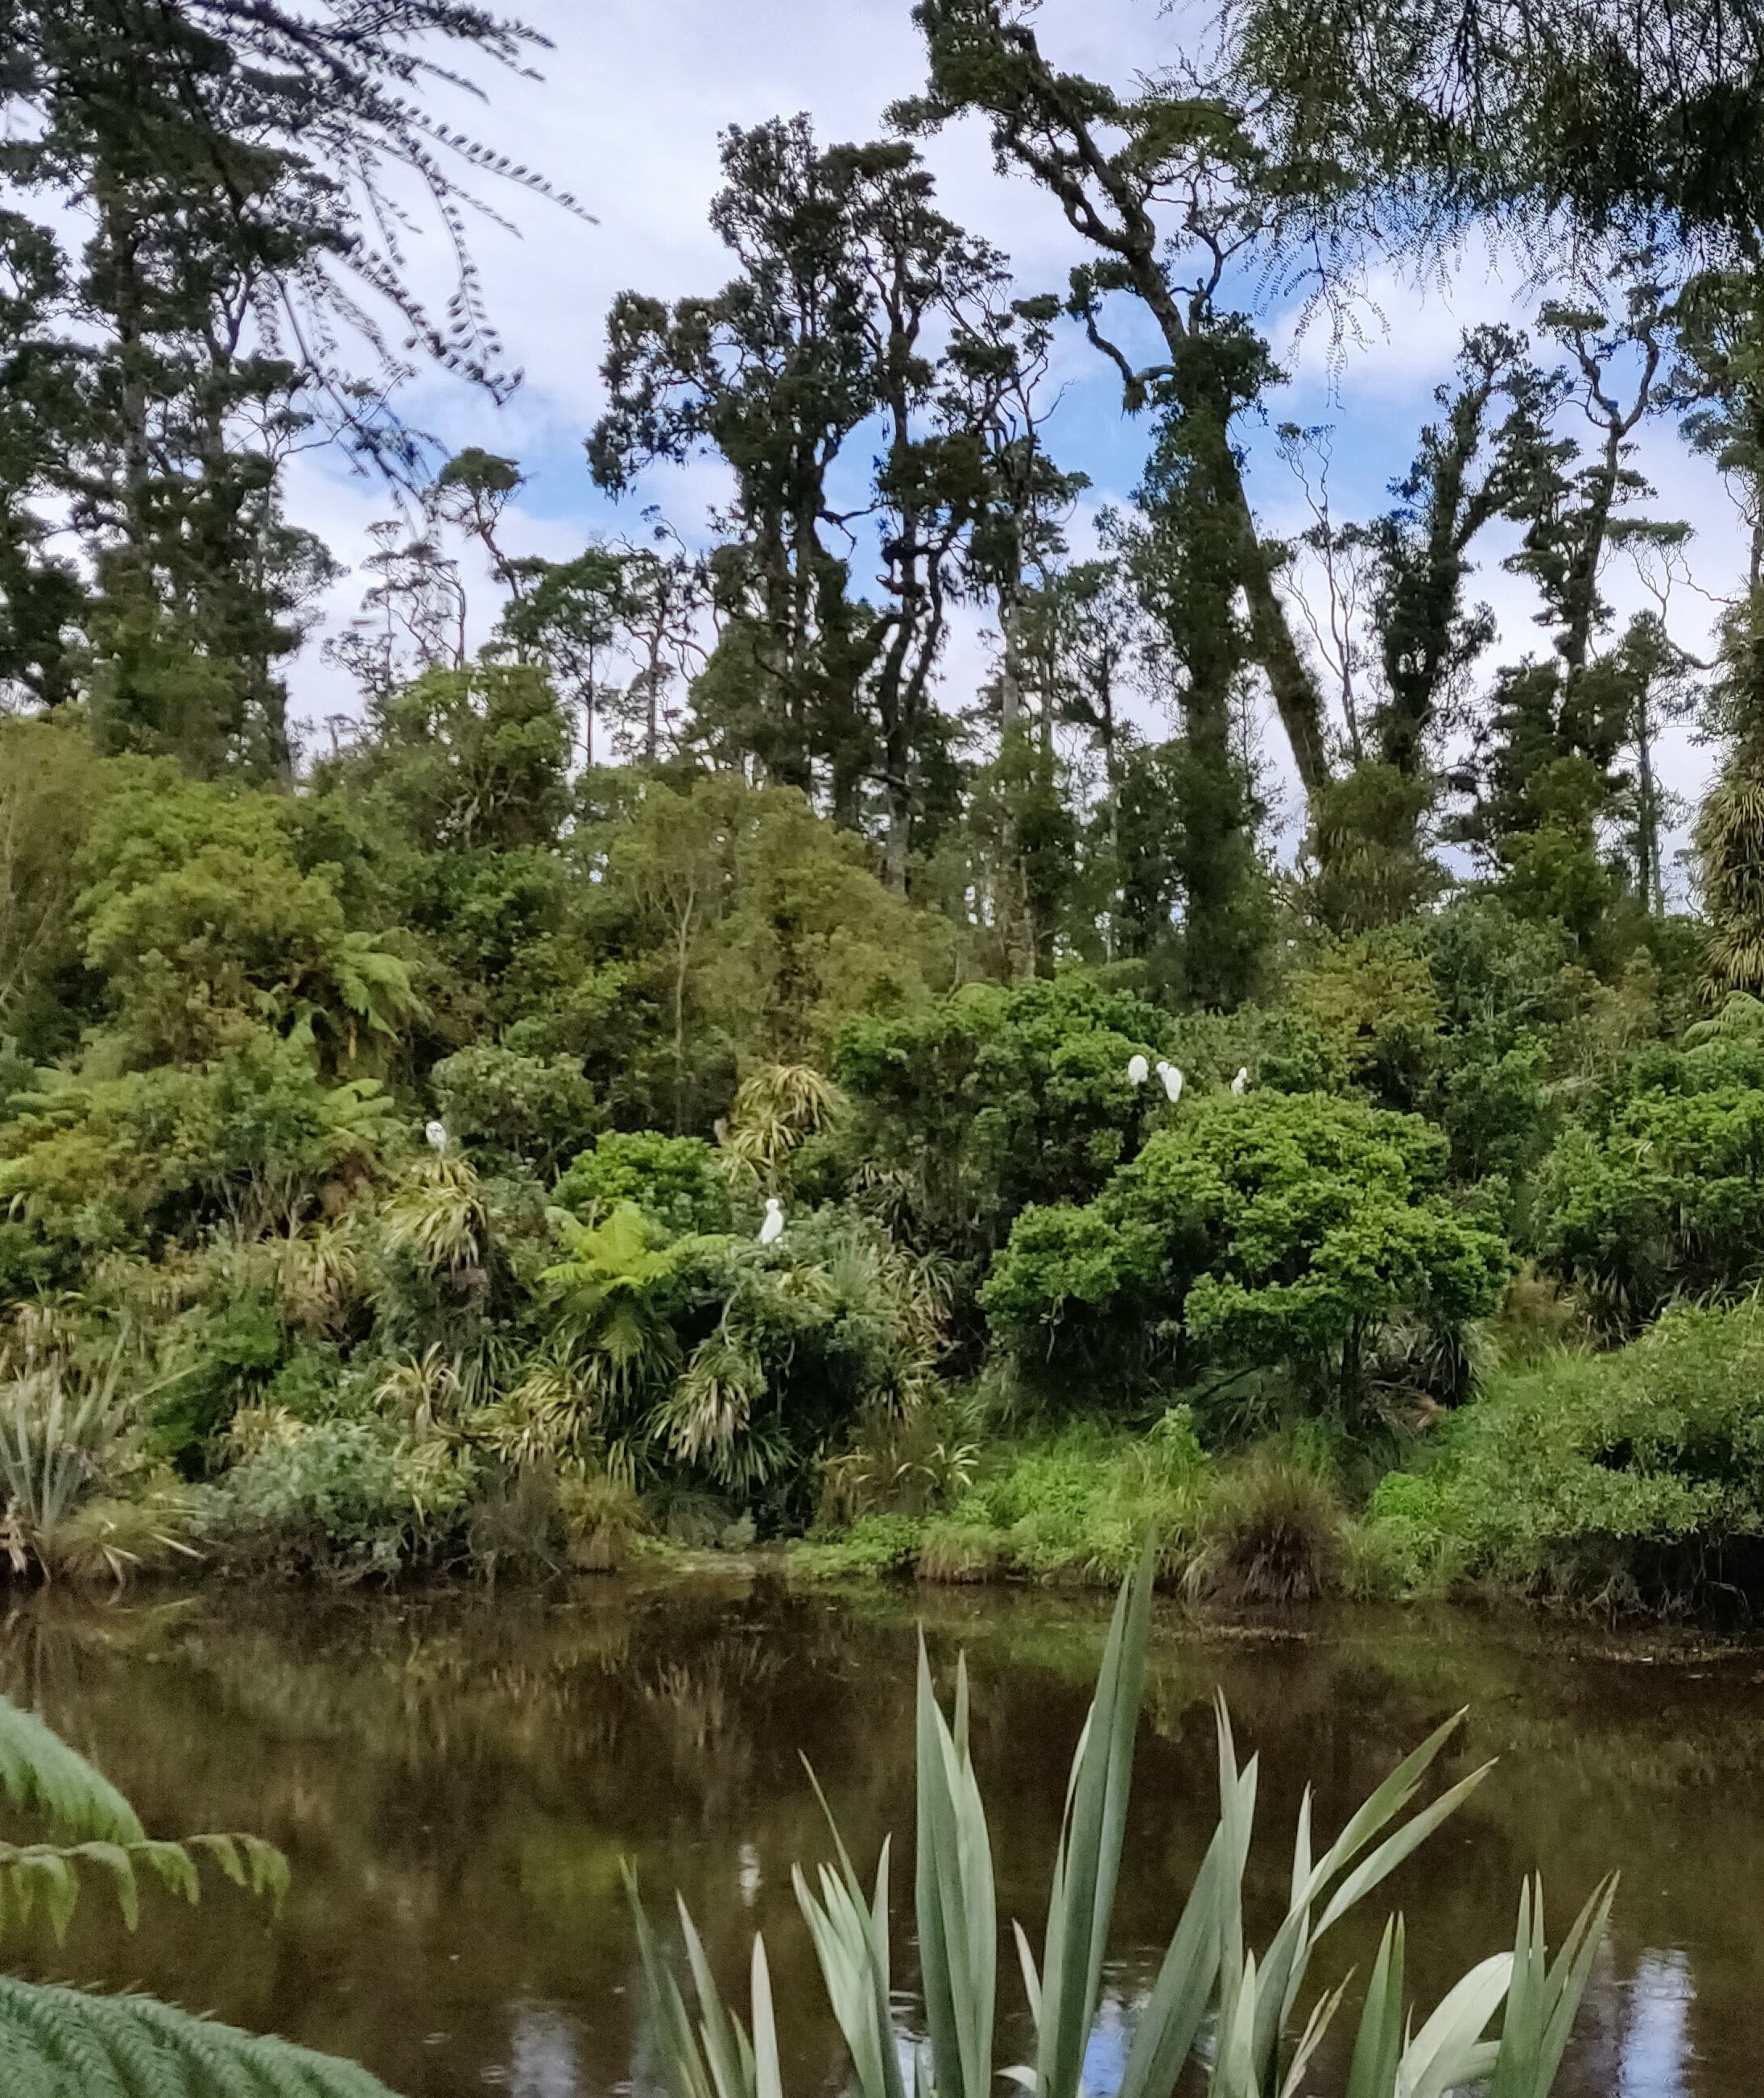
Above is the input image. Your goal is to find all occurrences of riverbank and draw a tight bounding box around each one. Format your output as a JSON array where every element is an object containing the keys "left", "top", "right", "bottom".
[{"left": 12, "top": 1293, "right": 1764, "bottom": 1621}]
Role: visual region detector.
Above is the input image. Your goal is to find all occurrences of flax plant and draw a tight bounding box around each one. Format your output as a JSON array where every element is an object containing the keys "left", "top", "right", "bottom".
[{"left": 628, "top": 1547, "right": 1614, "bottom": 2098}]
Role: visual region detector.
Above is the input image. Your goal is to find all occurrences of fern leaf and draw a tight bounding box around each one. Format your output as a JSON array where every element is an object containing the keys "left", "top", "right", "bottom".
[
  {"left": 134, "top": 1840, "right": 201, "bottom": 1907},
  {"left": 0, "top": 1832, "right": 287, "bottom": 1943},
  {"left": 0, "top": 1976, "right": 401, "bottom": 2096},
  {"left": 0, "top": 1698, "right": 143, "bottom": 1845}
]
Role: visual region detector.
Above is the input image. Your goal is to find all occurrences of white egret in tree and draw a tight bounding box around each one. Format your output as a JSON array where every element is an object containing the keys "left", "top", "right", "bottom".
[
  {"left": 758, "top": 1198, "right": 785, "bottom": 1246},
  {"left": 1231, "top": 1068, "right": 1250, "bottom": 1095},
  {"left": 424, "top": 1121, "right": 448, "bottom": 1152},
  {"left": 1159, "top": 1063, "right": 1184, "bottom": 1104},
  {"left": 1126, "top": 1054, "right": 1150, "bottom": 1087}
]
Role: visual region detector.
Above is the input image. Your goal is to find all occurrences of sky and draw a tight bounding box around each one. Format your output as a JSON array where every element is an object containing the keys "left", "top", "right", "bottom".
[{"left": 283, "top": 0, "right": 1747, "bottom": 883}]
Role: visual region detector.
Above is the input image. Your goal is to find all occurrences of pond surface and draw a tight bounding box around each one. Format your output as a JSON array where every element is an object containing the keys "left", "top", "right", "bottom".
[{"left": 2, "top": 1574, "right": 1759, "bottom": 2098}]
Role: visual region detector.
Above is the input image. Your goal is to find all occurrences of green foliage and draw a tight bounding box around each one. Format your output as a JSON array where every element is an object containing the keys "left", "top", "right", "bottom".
[
  {"left": 430, "top": 1046, "right": 600, "bottom": 1176},
  {"left": 0, "top": 1037, "right": 394, "bottom": 1269},
  {"left": 1531, "top": 1034, "right": 1764, "bottom": 1327},
  {"left": 938, "top": 1419, "right": 1206, "bottom": 1584},
  {"left": 833, "top": 975, "right": 1175, "bottom": 1266},
  {"left": 353, "top": 664, "right": 573, "bottom": 854},
  {"left": 983, "top": 1092, "right": 1513, "bottom": 1411},
  {"left": 787, "top": 1513, "right": 927, "bottom": 1580},
  {"left": 1184, "top": 1445, "right": 1345, "bottom": 1603},
  {"left": 1369, "top": 1302, "right": 1764, "bottom": 1606},
  {"left": 555, "top": 1132, "right": 733, "bottom": 1237},
  {"left": 199, "top": 1418, "right": 474, "bottom": 1580},
  {"left": 0, "top": 717, "right": 109, "bottom": 1061},
  {"left": 0, "top": 1669, "right": 384, "bottom": 2095},
  {"left": 655, "top": 1214, "right": 952, "bottom": 1509},
  {"left": 76, "top": 766, "right": 418, "bottom": 1074},
  {"left": 636, "top": 1551, "right": 1613, "bottom": 2098},
  {"left": 0, "top": 1980, "right": 397, "bottom": 2098}
]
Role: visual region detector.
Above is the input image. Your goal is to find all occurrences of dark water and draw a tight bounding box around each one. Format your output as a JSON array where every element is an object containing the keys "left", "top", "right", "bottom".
[{"left": 2, "top": 1574, "right": 1759, "bottom": 2098}]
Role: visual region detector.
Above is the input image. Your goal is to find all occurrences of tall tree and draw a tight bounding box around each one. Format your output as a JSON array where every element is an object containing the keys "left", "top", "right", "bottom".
[
  {"left": 1119, "top": 319, "right": 1277, "bottom": 1007},
  {"left": 590, "top": 117, "right": 877, "bottom": 797},
  {"left": 2, "top": 0, "right": 576, "bottom": 773},
  {"left": 895, "top": 0, "right": 1334, "bottom": 812}
]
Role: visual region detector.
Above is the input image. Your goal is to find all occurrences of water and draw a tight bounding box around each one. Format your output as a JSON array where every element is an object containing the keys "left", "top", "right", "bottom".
[{"left": 2, "top": 1574, "right": 1760, "bottom": 2098}]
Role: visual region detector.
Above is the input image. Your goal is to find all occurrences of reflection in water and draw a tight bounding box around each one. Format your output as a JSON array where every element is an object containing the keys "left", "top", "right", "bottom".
[
  {"left": 0, "top": 1580, "right": 1757, "bottom": 2098},
  {"left": 506, "top": 2002, "right": 585, "bottom": 2098},
  {"left": 1621, "top": 1954, "right": 1694, "bottom": 2098}
]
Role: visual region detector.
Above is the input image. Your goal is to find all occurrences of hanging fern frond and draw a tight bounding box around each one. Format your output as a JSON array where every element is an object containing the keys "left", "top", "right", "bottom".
[
  {"left": 0, "top": 1832, "right": 288, "bottom": 1943},
  {"left": 0, "top": 1697, "right": 143, "bottom": 1845},
  {"left": 0, "top": 1975, "right": 399, "bottom": 2098},
  {"left": 0, "top": 1697, "right": 287, "bottom": 1942}
]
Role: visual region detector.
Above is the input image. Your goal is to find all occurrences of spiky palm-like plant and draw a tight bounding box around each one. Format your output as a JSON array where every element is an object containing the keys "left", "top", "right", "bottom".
[
  {"left": 1698, "top": 597, "right": 1764, "bottom": 1004},
  {"left": 720, "top": 1063, "right": 842, "bottom": 1189},
  {"left": 630, "top": 1547, "right": 1613, "bottom": 2098},
  {"left": 0, "top": 1693, "right": 395, "bottom": 2095}
]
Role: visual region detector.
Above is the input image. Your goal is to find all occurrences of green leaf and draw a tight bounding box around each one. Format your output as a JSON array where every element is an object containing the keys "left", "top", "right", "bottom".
[
  {"left": 0, "top": 1698, "right": 143, "bottom": 1846},
  {"left": 0, "top": 1973, "right": 399, "bottom": 2096},
  {"left": 1343, "top": 1918, "right": 1405, "bottom": 2098},
  {"left": 915, "top": 1644, "right": 996, "bottom": 2098},
  {"left": 1034, "top": 1537, "right": 1155, "bottom": 2098},
  {"left": 1489, "top": 1875, "right": 1618, "bottom": 2098}
]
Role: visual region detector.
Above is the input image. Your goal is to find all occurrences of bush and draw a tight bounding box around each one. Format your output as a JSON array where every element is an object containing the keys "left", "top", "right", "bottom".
[
  {"left": 431, "top": 1044, "right": 601, "bottom": 1175},
  {"left": 0, "top": 1034, "right": 395, "bottom": 1270},
  {"left": 983, "top": 1091, "right": 1513, "bottom": 1415},
  {"left": 832, "top": 973, "right": 1178, "bottom": 1264},
  {"left": 553, "top": 1130, "right": 733, "bottom": 1237},
  {"left": 915, "top": 1517, "right": 1001, "bottom": 1583},
  {"left": 788, "top": 1512, "right": 926, "bottom": 1579},
  {"left": 559, "top": 1470, "right": 646, "bottom": 1571},
  {"left": 946, "top": 1416, "right": 1207, "bottom": 1586},
  {"left": 1532, "top": 1035, "right": 1764, "bottom": 1328},
  {"left": 1365, "top": 1301, "right": 1764, "bottom": 1608},
  {"left": 199, "top": 1419, "right": 474, "bottom": 1580},
  {"left": 1186, "top": 1446, "right": 1345, "bottom": 1603}
]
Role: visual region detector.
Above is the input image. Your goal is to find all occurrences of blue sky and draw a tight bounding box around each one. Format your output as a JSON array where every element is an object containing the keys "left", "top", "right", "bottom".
[{"left": 283, "top": 0, "right": 1744, "bottom": 879}]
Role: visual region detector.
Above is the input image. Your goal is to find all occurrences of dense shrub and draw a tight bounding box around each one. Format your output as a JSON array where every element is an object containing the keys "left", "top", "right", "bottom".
[
  {"left": 1184, "top": 1447, "right": 1345, "bottom": 1603},
  {"left": 1363, "top": 1303, "right": 1764, "bottom": 1607},
  {"left": 0, "top": 1036, "right": 394, "bottom": 1269},
  {"left": 1532, "top": 1036, "right": 1764, "bottom": 1327},
  {"left": 832, "top": 974, "right": 1178, "bottom": 1263},
  {"left": 983, "top": 1092, "right": 1513, "bottom": 1413},
  {"left": 552, "top": 1130, "right": 733, "bottom": 1236},
  {"left": 199, "top": 1419, "right": 475, "bottom": 1579},
  {"left": 430, "top": 1044, "right": 601, "bottom": 1175}
]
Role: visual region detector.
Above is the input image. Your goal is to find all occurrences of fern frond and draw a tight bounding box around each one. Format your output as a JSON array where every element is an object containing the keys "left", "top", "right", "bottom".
[
  {"left": 0, "top": 1832, "right": 287, "bottom": 1943},
  {"left": 0, "top": 1976, "right": 400, "bottom": 2096},
  {"left": 0, "top": 1697, "right": 143, "bottom": 1844}
]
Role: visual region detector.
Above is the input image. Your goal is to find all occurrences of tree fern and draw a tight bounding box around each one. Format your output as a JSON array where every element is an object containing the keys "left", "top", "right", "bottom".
[
  {"left": 0, "top": 1696, "right": 287, "bottom": 1943},
  {"left": 0, "top": 1696, "right": 143, "bottom": 1845},
  {"left": 0, "top": 1695, "right": 386, "bottom": 2092},
  {"left": 0, "top": 1976, "right": 397, "bottom": 2098}
]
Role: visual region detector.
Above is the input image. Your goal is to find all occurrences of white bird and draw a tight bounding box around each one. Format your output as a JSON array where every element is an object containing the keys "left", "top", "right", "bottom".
[
  {"left": 758, "top": 1197, "right": 785, "bottom": 1247},
  {"left": 1126, "top": 1053, "right": 1150, "bottom": 1088},
  {"left": 424, "top": 1120, "right": 448, "bottom": 1152},
  {"left": 1160, "top": 1062, "right": 1184, "bottom": 1105},
  {"left": 1230, "top": 1067, "right": 1250, "bottom": 1096}
]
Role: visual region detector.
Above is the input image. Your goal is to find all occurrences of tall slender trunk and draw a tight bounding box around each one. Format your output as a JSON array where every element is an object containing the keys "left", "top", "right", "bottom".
[
  {"left": 1563, "top": 423, "right": 1623, "bottom": 675},
  {"left": 1130, "top": 258, "right": 1331, "bottom": 805}
]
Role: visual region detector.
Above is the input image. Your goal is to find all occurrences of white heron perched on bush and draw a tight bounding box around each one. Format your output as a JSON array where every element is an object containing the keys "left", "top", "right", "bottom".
[
  {"left": 1126, "top": 1053, "right": 1149, "bottom": 1088},
  {"left": 424, "top": 1120, "right": 448, "bottom": 1152},
  {"left": 1230, "top": 1067, "right": 1249, "bottom": 1095},
  {"left": 758, "top": 1197, "right": 785, "bottom": 1246},
  {"left": 1155, "top": 1061, "right": 1184, "bottom": 1104}
]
